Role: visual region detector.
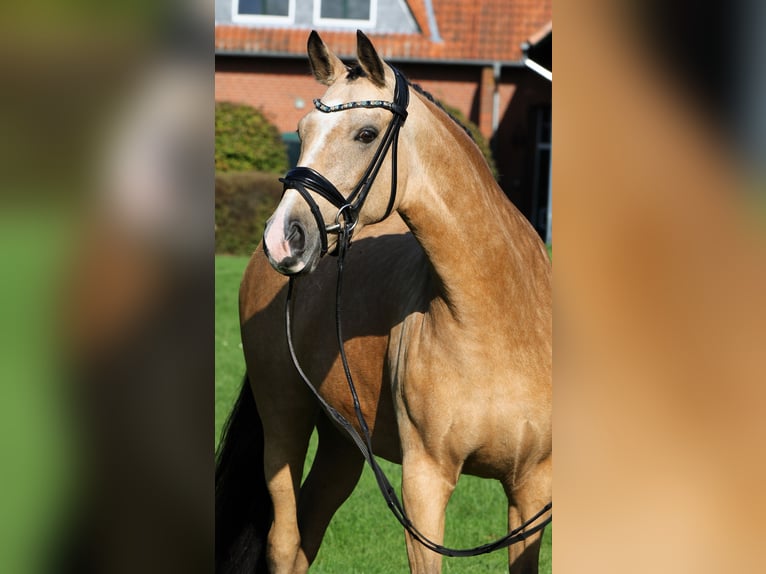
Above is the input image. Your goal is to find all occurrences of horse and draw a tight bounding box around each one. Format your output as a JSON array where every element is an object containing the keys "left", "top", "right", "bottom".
[{"left": 215, "top": 31, "right": 552, "bottom": 574}]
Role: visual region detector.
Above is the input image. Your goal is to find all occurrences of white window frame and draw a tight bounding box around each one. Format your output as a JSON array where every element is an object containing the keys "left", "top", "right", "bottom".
[
  {"left": 232, "top": 0, "right": 296, "bottom": 25},
  {"left": 314, "top": 0, "right": 377, "bottom": 29}
]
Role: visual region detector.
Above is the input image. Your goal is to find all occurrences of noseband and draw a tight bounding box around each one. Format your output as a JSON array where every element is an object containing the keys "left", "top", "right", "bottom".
[{"left": 279, "top": 66, "right": 409, "bottom": 256}]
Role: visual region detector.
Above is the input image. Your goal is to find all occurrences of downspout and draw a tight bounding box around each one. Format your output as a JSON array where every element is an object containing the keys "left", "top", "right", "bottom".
[{"left": 422, "top": 0, "right": 442, "bottom": 42}]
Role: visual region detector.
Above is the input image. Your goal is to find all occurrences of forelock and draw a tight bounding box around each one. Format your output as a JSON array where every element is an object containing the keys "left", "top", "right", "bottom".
[{"left": 345, "top": 64, "right": 368, "bottom": 82}]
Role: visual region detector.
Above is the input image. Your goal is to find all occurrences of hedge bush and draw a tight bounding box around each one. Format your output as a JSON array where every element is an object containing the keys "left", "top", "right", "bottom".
[
  {"left": 215, "top": 102, "right": 288, "bottom": 174},
  {"left": 215, "top": 171, "right": 283, "bottom": 255}
]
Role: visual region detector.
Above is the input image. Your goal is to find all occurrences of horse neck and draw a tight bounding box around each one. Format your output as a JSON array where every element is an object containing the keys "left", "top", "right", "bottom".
[{"left": 397, "top": 91, "right": 550, "bottom": 327}]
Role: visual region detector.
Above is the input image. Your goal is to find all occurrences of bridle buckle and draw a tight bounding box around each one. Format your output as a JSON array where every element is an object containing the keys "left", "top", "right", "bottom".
[{"left": 331, "top": 203, "right": 358, "bottom": 233}]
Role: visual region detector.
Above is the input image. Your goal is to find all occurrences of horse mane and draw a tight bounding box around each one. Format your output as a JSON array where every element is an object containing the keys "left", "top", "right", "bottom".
[{"left": 345, "top": 64, "right": 476, "bottom": 143}]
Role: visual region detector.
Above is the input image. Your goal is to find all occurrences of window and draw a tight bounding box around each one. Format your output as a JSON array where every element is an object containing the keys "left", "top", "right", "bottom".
[
  {"left": 315, "top": 0, "right": 376, "bottom": 27},
  {"left": 233, "top": 0, "right": 294, "bottom": 22}
]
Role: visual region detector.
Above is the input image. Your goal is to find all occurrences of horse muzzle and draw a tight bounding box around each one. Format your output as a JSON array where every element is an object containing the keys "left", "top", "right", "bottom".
[{"left": 263, "top": 211, "right": 322, "bottom": 276}]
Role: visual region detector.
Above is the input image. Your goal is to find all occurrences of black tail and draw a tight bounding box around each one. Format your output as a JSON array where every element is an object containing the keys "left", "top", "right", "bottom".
[{"left": 215, "top": 376, "right": 272, "bottom": 573}]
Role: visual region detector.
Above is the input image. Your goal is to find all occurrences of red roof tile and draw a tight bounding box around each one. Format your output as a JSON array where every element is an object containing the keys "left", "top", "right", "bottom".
[{"left": 216, "top": 0, "right": 552, "bottom": 63}]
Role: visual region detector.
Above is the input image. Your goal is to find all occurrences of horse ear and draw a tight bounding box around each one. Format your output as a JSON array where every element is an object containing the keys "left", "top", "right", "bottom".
[
  {"left": 356, "top": 30, "right": 386, "bottom": 87},
  {"left": 307, "top": 30, "right": 346, "bottom": 86}
]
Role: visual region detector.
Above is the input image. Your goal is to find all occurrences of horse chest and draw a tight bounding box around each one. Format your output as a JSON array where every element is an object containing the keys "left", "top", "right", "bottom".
[{"left": 389, "top": 316, "right": 502, "bottom": 414}]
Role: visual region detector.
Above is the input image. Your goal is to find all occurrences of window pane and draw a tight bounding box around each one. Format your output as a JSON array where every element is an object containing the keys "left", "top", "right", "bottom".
[
  {"left": 320, "top": 0, "right": 371, "bottom": 20},
  {"left": 238, "top": 0, "right": 289, "bottom": 17}
]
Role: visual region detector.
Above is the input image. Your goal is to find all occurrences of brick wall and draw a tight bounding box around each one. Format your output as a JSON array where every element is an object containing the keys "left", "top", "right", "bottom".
[
  {"left": 216, "top": 57, "right": 485, "bottom": 133},
  {"left": 216, "top": 57, "right": 317, "bottom": 134}
]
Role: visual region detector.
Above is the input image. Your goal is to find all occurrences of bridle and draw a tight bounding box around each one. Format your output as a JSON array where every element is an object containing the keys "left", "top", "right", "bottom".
[
  {"left": 280, "top": 65, "right": 552, "bottom": 557},
  {"left": 279, "top": 66, "right": 409, "bottom": 256}
]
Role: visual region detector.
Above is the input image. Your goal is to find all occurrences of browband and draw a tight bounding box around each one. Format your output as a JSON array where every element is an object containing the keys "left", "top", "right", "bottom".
[{"left": 313, "top": 98, "right": 408, "bottom": 119}]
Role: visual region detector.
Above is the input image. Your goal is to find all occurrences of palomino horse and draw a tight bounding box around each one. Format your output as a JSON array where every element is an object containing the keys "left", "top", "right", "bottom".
[{"left": 216, "top": 31, "right": 552, "bottom": 573}]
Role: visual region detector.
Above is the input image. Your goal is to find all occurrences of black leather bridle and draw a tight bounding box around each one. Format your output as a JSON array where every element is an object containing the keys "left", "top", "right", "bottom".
[
  {"left": 279, "top": 66, "right": 409, "bottom": 256},
  {"left": 281, "top": 65, "right": 552, "bottom": 557}
]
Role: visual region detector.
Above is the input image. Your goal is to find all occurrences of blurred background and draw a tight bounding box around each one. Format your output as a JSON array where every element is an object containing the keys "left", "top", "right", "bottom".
[
  {"left": 0, "top": 0, "right": 764, "bottom": 573},
  {"left": 0, "top": 1, "right": 213, "bottom": 572},
  {"left": 554, "top": 1, "right": 766, "bottom": 572}
]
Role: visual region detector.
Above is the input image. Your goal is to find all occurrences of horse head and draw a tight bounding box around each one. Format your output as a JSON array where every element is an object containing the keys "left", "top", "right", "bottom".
[{"left": 263, "top": 31, "right": 409, "bottom": 275}]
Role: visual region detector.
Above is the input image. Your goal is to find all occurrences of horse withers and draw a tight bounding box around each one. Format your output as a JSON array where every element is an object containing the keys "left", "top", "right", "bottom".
[{"left": 216, "top": 31, "right": 552, "bottom": 574}]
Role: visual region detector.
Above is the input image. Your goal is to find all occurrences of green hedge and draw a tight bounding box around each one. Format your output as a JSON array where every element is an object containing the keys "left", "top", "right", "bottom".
[
  {"left": 215, "top": 171, "right": 283, "bottom": 255},
  {"left": 215, "top": 102, "right": 288, "bottom": 174}
]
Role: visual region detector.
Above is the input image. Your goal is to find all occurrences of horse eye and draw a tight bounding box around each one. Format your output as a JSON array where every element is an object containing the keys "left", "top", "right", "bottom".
[{"left": 355, "top": 128, "right": 378, "bottom": 144}]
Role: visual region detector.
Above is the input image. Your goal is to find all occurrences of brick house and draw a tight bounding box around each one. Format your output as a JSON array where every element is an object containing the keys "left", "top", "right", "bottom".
[{"left": 215, "top": 0, "right": 552, "bottom": 241}]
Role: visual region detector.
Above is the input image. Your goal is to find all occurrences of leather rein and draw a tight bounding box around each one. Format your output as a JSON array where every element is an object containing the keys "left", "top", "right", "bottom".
[{"left": 281, "top": 66, "right": 552, "bottom": 556}]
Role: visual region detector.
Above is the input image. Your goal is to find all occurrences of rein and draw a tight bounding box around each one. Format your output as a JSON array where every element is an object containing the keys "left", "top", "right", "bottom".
[{"left": 282, "top": 66, "right": 552, "bottom": 557}]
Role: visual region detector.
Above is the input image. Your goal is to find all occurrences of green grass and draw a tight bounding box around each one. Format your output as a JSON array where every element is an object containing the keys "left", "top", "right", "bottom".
[
  {"left": 0, "top": 212, "right": 77, "bottom": 574},
  {"left": 215, "top": 255, "right": 250, "bottom": 443},
  {"left": 216, "top": 254, "right": 552, "bottom": 572}
]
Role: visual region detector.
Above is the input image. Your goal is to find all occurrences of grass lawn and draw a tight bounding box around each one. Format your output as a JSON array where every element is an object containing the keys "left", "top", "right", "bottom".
[{"left": 216, "top": 254, "right": 552, "bottom": 572}]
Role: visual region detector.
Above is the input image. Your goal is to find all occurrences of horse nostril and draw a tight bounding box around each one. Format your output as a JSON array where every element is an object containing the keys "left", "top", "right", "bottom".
[{"left": 286, "top": 222, "right": 306, "bottom": 255}]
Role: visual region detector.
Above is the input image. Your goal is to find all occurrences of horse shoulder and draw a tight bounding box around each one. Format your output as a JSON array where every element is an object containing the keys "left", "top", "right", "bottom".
[{"left": 239, "top": 245, "right": 287, "bottom": 325}]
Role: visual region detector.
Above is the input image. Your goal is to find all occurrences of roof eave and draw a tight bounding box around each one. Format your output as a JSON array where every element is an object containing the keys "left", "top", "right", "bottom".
[{"left": 215, "top": 49, "right": 525, "bottom": 68}]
